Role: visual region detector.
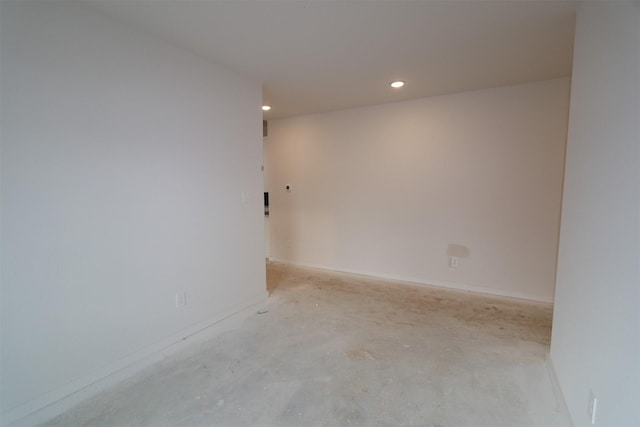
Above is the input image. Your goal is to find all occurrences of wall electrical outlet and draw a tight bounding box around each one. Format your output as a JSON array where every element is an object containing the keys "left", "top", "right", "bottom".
[
  {"left": 449, "top": 256, "right": 459, "bottom": 268},
  {"left": 588, "top": 389, "right": 597, "bottom": 424},
  {"left": 175, "top": 291, "right": 187, "bottom": 308}
]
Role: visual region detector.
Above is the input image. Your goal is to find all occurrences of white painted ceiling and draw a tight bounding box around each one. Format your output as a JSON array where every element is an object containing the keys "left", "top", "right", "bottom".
[{"left": 89, "top": 1, "right": 577, "bottom": 119}]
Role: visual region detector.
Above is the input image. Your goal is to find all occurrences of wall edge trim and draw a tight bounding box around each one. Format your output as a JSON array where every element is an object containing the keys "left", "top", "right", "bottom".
[{"left": 546, "top": 357, "right": 574, "bottom": 426}]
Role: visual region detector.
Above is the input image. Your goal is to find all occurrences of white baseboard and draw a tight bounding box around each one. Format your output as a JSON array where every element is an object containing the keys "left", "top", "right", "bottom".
[
  {"left": 3, "top": 291, "right": 269, "bottom": 427},
  {"left": 268, "top": 258, "right": 553, "bottom": 303},
  {"left": 546, "top": 357, "right": 573, "bottom": 426}
]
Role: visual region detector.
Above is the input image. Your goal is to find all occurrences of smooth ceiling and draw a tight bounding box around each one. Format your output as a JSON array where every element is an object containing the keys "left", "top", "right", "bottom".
[{"left": 89, "top": 1, "right": 577, "bottom": 119}]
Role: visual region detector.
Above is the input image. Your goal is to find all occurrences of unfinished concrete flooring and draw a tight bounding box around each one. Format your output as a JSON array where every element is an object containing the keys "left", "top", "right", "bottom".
[{"left": 44, "top": 262, "right": 570, "bottom": 426}]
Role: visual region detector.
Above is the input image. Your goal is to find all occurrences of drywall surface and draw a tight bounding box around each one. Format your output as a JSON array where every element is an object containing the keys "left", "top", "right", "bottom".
[
  {"left": 267, "top": 79, "right": 570, "bottom": 302},
  {"left": 0, "top": 1, "right": 266, "bottom": 423},
  {"left": 550, "top": 2, "right": 640, "bottom": 426}
]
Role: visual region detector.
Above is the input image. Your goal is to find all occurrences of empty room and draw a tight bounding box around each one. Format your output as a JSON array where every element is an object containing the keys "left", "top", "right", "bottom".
[{"left": 1, "top": 1, "right": 638, "bottom": 426}]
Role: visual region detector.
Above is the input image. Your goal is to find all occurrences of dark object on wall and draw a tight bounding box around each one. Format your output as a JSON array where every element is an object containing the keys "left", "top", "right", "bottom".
[
  {"left": 264, "top": 192, "right": 269, "bottom": 215},
  {"left": 263, "top": 120, "right": 268, "bottom": 137}
]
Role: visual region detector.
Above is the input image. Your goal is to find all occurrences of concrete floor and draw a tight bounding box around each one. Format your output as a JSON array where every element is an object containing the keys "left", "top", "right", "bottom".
[{"left": 44, "top": 262, "right": 570, "bottom": 426}]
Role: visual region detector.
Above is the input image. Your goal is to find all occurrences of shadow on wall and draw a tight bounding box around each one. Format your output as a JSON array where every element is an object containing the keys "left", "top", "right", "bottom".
[{"left": 447, "top": 244, "right": 470, "bottom": 258}]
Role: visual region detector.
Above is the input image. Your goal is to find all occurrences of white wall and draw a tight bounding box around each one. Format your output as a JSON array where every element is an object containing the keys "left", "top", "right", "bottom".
[
  {"left": 0, "top": 1, "right": 266, "bottom": 423},
  {"left": 264, "top": 138, "right": 271, "bottom": 259},
  {"left": 268, "top": 79, "right": 570, "bottom": 302},
  {"left": 550, "top": 2, "right": 640, "bottom": 426}
]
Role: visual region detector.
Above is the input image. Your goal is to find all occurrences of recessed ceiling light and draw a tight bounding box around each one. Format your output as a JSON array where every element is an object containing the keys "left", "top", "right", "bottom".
[
  {"left": 262, "top": 105, "right": 271, "bottom": 111},
  {"left": 390, "top": 81, "right": 405, "bottom": 88}
]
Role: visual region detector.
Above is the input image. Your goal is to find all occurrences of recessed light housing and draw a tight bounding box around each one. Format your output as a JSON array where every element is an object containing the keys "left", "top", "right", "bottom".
[
  {"left": 262, "top": 105, "right": 271, "bottom": 111},
  {"left": 390, "top": 81, "right": 405, "bottom": 88}
]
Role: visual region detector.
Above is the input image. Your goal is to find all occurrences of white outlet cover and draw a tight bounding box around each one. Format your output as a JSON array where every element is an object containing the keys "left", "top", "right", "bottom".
[{"left": 175, "top": 292, "right": 187, "bottom": 308}]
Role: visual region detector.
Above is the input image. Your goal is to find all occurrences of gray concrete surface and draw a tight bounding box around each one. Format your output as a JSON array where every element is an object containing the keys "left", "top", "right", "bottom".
[{"left": 43, "top": 262, "right": 570, "bottom": 426}]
